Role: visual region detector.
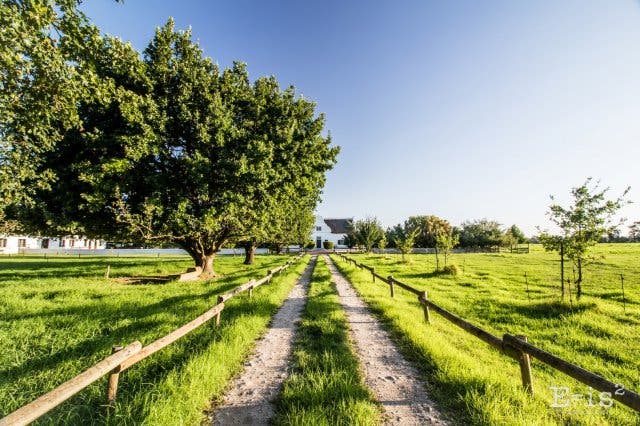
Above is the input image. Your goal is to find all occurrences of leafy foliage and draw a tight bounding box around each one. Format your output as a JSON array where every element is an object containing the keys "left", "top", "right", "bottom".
[
  {"left": 394, "top": 227, "right": 418, "bottom": 262},
  {"left": 4, "top": 16, "right": 338, "bottom": 276},
  {"left": 458, "top": 219, "right": 504, "bottom": 248},
  {"left": 352, "top": 217, "right": 384, "bottom": 252},
  {"left": 538, "top": 178, "right": 629, "bottom": 299},
  {"left": 0, "top": 0, "right": 101, "bottom": 210}
]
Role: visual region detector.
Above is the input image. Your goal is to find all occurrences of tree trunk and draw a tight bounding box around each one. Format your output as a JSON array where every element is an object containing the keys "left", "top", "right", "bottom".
[
  {"left": 243, "top": 241, "right": 256, "bottom": 265},
  {"left": 201, "top": 252, "right": 216, "bottom": 278},
  {"left": 576, "top": 258, "right": 583, "bottom": 300},
  {"left": 181, "top": 239, "right": 218, "bottom": 278},
  {"left": 435, "top": 248, "right": 440, "bottom": 272},
  {"left": 560, "top": 241, "right": 565, "bottom": 299}
]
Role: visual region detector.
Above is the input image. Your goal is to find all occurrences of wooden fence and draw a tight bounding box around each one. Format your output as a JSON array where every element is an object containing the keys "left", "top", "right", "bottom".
[
  {"left": 335, "top": 253, "right": 640, "bottom": 413},
  {"left": 0, "top": 254, "right": 304, "bottom": 426}
]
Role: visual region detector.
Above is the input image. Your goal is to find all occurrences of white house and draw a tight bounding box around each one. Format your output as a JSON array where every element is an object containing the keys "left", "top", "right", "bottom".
[
  {"left": 311, "top": 216, "right": 352, "bottom": 249},
  {"left": 0, "top": 235, "right": 106, "bottom": 254}
]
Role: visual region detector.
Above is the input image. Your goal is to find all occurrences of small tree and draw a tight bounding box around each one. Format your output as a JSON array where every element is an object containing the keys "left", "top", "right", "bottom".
[
  {"left": 428, "top": 217, "right": 451, "bottom": 271},
  {"left": 539, "top": 179, "right": 629, "bottom": 300},
  {"left": 353, "top": 217, "right": 384, "bottom": 253},
  {"left": 377, "top": 233, "right": 387, "bottom": 252},
  {"left": 436, "top": 228, "right": 459, "bottom": 268},
  {"left": 395, "top": 229, "right": 418, "bottom": 262}
]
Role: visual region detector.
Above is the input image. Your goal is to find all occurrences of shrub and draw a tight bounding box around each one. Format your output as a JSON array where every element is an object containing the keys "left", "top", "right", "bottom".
[
  {"left": 441, "top": 264, "right": 460, "bottom": 276},
  {"left": 323, "top": 240, "right": 334, "bottom": 250},
  {"left": 306, "top": 241, "right": 315, "bottom": 249}
]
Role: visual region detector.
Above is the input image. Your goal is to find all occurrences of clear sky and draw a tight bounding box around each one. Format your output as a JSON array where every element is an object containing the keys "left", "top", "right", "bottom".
[{"left": 80, "top": 0, "right": 640, "bottom": 236}]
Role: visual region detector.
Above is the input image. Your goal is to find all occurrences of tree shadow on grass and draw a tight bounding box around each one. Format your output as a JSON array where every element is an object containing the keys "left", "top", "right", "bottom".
[
  {"left": 8, "top": 287, "right": 286, "bottom": 424},
  {"left": 495, "top": 300, "right": 595, "bottom": 320},
  {"left": 597, "top": 291, "right": 639, "bottom": 305},
  {"left": 401, "top": 271, "right": 441, "bottom": 279},
  {"left": 0, "top": 259, "right": 190, "bottom": 282}
]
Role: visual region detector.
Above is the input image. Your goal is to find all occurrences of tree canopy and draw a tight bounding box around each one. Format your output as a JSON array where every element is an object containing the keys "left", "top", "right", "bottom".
[
  {"left": 458, "top": 219, "right": 504, "bottom": 248},
  {"left": 539, "top": 178, "right": 629, "bottom": 299},
  {"left": 352, "top": 217, "right": 384, "bottom": 252},
  {"left": 2, "top": 13, "right": 338, "bottom": 276}
]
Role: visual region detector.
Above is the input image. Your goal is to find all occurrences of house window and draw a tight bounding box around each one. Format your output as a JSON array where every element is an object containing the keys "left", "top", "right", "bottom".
[
  {"left": 18, "top": 239, "right": 26, "bottom": 248},
  {"left": 0, "top": 239, "right": 6, "bottom": 248},
  {"left": 60, "top": 239, "right": 65, "bottom": 247},
  {"left": 41, "top": 239, "right": 49, "bottom": 249},
  {"left": 69, "top": 239, "right": 75, "bottom": 247},
  {"left": 316, "top": 226, "right": 322, "bottom": 231}
]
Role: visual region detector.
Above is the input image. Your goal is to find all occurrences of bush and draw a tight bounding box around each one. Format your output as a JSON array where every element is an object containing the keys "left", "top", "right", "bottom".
[
  {"left": 323, "top": 240, "right": 334, "bottom": 250},
  {"left": 441, "top": 264, "right": 460, "bottom": 276},
  {"left": 306, "top": 240, "right": 315, "bottom": 249}
]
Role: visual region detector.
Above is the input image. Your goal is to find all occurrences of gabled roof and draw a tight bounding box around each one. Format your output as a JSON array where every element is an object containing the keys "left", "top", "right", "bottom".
[{"left": 323, "top": 218, "right": 352, "bottom": 234}]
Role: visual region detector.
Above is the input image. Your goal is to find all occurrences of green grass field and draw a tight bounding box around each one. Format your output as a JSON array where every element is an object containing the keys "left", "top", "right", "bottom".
[
  {"left": 275, "top": 256, "right": 381, "bottom": 425},
  {"left": 0, "top": 254, "right": 308, "bottom": 425},
  {"left": 332, "top": 244, "right": 640, "bottom": 425}
]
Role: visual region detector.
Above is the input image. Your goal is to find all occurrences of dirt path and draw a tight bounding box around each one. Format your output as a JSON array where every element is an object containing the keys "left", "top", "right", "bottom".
[
  {"left": 207, "top": 257, "right": 316, "bottom": 426},
  {"left": 324, "top": 255, "right": 450, "bottom": 425}
]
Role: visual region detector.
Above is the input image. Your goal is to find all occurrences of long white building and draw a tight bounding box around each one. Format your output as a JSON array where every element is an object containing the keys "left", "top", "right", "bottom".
[{"left": 0, "top": 235, "right": 106, "bottom": 254}]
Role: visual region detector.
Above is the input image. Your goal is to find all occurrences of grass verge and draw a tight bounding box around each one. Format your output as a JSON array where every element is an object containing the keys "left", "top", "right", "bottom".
[
  {"left": 0, "top": 254, "right": 308, "bottom": 425},
  {"left": 274, "top": 256, "right": 381, "bottom": 425},
  {"left": 330, "top": 251, "right": 640, "bottom": 426}
]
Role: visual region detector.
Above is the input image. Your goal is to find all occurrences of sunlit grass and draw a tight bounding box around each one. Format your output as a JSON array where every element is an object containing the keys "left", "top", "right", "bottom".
[
  {"left": 275, "top": 256, "right": 381, "bottom": 425},
  {"left": 0, "top": 254, "right": 308, "bottom": 425},
  {"left": 331, "top": 244, "right": 639, "bottom": 425}
]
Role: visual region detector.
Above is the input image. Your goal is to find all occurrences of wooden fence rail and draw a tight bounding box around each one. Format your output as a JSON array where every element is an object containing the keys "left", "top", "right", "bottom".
[
  {"left": 336, "top": 253, "right": 640, "bottom": 413},
  {"left": 0, "top": 342, "right": 143, "bottom": 426},
  {"left": 0, "top": 254, "right": 304, "bottom": 426}
]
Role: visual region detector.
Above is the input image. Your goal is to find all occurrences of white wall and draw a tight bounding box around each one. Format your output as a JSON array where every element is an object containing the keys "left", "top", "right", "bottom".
[
  {"left": 310, "top": 216, "right": 347, "bottom": 248},
  {"left": 0, "top": 236, "right": 41, "bottom": 254},
  {"left": 21, "top": 247, "right": 272, "bottom": 256}
]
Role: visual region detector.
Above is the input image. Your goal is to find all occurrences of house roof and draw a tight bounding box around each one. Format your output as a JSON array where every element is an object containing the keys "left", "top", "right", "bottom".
[{"left": 323, "top": 218, "right": 352, "bottom": 234}]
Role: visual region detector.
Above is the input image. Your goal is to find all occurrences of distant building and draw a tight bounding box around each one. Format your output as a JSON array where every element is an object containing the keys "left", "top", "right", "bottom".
[
  {"left": 0, "top": 235, "right": 106, "bottom": 254},
  {"left": 311, "top": 216, "right": 352, "bottom": 249}
]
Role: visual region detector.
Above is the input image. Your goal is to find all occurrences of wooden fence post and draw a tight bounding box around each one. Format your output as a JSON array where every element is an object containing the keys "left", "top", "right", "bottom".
[
  {"left": 106, "top": 345, "right": 123, "bottom": 406},
  {"left": 388, "top": 276, "right": 395, "bottom": 298},
  {"left": 371, "top": 267, "right": 376, "bottom": 283},
  {"left": 216, "top": 296, "right": 223, "bottom": 325},
  {"left": 504, "top": 334, "right": 534, "bottom": 394},
  {"left": 248, "top": 286, "right": 253, "bottom": 298},
  {"left": 420, "top": 291, "right": 431, "bottom": 324},
  {"left": 516, "top": 335, "right": 534, "bottom": 393}
]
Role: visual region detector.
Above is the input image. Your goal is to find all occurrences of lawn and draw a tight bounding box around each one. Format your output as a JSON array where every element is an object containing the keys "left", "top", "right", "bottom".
[
  {"left": 332, "top": 244, "right": 640, "bottom": 425},
  {"left": 0, "top": 253, "right": 308, "bottom": 425}
]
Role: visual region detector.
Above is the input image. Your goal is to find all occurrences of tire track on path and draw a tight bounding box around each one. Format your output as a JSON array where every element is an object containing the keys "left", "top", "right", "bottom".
[
  {"left": 324, "top": 255, "right": 450, "bottom": 425},
  {"left": 208, "top": 256, "right": 316, "bottom": 425}
]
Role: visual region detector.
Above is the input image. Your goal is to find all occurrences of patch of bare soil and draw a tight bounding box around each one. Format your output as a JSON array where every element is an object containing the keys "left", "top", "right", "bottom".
[
  {"left": 114, "top": 275, "right": 178, "bottom": 285},
  {"left": 206, "top": 257, "right": 315, "bottom": 425},
  {"left": 324, "top": 255, "right": 450, "bottom": 425}
]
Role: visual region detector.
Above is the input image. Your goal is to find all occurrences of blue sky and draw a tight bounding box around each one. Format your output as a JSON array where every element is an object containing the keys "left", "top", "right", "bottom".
[{"left": 81, "top": 0, "right": 640, "bottom": 236}]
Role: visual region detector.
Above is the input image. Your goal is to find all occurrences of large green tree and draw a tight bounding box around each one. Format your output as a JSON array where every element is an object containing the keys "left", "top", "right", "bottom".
[{"left": 5, "top": 18, "right": 338, "bottom": 277}]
